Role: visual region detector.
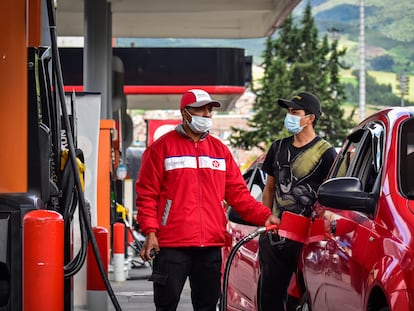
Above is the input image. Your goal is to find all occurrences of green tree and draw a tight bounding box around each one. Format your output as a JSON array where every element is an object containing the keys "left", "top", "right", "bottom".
[{"left": 229, "top": 2, "right": 354, "bottom": 150}]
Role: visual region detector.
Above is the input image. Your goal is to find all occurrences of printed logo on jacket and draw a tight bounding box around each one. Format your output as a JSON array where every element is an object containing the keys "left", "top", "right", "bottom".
[{"left": 165, "top": 156, "right": 226, "bottom": 171}]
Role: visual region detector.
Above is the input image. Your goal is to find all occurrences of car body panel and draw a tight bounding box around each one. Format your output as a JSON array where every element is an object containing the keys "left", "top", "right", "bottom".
[{"left": 223, "top": 221, "right": 261, "bottom": 310}]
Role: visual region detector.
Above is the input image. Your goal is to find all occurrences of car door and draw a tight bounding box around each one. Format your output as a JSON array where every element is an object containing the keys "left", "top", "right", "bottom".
[{"left": 306, "top": 122, "right": 384, "bottom": 310}]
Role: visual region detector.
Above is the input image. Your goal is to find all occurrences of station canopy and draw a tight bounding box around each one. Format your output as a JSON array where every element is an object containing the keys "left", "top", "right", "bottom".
[{"left": 56, "top": 0, "right": 300, "bottom": 110}]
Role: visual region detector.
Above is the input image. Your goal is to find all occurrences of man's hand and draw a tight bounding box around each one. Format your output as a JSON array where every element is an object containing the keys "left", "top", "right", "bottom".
[
  {"left": 265, "top": 215, "right": 280, "bottom": 227},
  {"left": 140, "top": 232, "right": 160, "bottom": 261},
  {"left": 265, "top": 215, "right": 280, "bottom": 234}
]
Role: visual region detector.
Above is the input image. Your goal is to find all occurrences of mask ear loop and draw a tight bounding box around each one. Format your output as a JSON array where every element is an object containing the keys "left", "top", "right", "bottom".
[{"left": 183, "top": 108, "right": 193, "bottom": 125}]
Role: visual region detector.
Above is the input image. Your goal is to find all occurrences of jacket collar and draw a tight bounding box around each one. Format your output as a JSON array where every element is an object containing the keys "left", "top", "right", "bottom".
[{"left": 176, "top": 123, "right": 209, "bottom": 141}]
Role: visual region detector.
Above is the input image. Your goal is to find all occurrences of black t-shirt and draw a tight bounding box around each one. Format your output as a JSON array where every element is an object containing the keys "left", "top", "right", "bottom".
[{"left": 262, "top": 136, "right": 337, "bottom": 214}]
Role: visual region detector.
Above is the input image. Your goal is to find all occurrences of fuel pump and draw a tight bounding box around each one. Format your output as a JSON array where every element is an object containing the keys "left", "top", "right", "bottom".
[{"left": 22, "top": 0, "right": 123, "bottom": 309}]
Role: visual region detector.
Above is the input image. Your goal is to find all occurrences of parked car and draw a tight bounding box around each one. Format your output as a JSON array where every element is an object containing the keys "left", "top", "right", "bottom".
[{"left": 222, "top": 106, "right": 414, "bottom": 311}]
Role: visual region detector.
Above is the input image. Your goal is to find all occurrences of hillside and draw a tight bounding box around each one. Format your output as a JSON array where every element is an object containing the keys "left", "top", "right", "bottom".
[{"left": 301, "top": 0, "right": 414, "bottom": 73}]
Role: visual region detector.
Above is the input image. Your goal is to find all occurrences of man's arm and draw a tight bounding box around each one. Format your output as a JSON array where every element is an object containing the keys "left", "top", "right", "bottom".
[
  {"left": 262, "top": 175, "right": 276, "bottom": 209},
  {"left": 136, "top": 148, "right": 162, "bottom": 235}
]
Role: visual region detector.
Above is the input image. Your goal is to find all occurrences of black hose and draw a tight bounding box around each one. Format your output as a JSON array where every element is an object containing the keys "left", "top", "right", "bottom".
[
  {"left": 45, "top": 1, "right": 122, "bottom": 310},
  {"left": 64, "top": 195, "right": 88, "bottom": 277},
  {"left": 220, "top": 236, "right": 248, "bottom": 311},
  {"left": 59, "top": 170, "right": 88, "bottom": 277}
]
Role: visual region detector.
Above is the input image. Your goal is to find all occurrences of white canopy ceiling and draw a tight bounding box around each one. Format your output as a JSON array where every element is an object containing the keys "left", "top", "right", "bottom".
[{"left": 56, "top": 0, "right": 300, "bottom": 39}]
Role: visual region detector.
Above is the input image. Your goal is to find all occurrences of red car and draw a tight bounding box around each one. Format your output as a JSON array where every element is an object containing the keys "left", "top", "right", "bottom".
[{"left": 222, "top": 107, "right": 414, "bottom": 311}]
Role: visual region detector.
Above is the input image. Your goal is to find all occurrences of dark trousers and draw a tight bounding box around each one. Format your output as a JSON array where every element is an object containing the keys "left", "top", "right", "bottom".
[
  {"left": 258, "top": 233, "right": 302, "bottom": 311},
  {"left": 149, "top": 247, "right": 222, "bottom": 311}
]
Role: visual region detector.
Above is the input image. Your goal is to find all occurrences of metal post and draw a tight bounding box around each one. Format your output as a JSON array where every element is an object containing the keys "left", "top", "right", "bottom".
[
  {"left": 359, "top": 0, "right": 366, "bottom": 121},
  {"left": 84, "top": 0, "right": 112, "bottom": 119}
]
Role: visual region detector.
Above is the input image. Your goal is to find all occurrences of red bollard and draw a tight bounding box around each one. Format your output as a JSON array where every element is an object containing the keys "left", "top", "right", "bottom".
[
  {"left": 113, "top": 222, "right": 125, "bottom": 281},
  {"left": 127, "top": 227, "right": 134, "bottom": 245},
  {"left": 127, "top": 227, "right": 134, "bottom": 257},
  {"left": 87, "top": 226, "right": 108, "bottom": 310},
  {"left": 23, "top": 210, "right": 64, "bottom": 311}
]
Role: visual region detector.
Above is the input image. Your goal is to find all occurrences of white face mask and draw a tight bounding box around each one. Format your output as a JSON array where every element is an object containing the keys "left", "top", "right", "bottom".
[{"left": 185, "top": 109, "right": 212, "bottom": 133}]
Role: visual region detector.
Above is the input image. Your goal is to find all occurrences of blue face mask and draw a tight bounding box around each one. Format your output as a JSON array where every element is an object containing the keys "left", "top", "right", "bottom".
[{"left": 284, "top": 113, "right": 307, "bottom": 134}]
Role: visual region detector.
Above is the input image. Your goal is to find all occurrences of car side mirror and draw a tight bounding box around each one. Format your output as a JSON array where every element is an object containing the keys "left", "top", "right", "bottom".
[{"left": 317, "top": 177, "right": 375, "bottom": 213}]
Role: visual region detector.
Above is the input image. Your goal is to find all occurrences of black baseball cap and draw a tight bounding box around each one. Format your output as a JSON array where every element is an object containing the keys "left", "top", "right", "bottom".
[{"left": 278, "top": 92, "right": 322, "bottom": 120}]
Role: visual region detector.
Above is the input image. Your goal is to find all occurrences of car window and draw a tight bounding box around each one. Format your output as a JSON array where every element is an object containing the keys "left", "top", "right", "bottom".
[
  {"left": 331, "top": 122, "right": 384, "bottom": 193},
  {"left": 334, "top": 141, "right": 358, "bottom": 177},
  {"left": 399, "top": 118, "right": 414, "bottom": 197}
]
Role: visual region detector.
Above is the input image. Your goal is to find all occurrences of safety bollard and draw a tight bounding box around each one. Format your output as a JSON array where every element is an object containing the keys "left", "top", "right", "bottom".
[
  {"left": 23, "top": 210, "right": 64, "bottom": 311},
  {"left": 113, "top": 222, "right": 125, "bottom": 282},
  {"left": 127, "top": 227, "right": 135, "bottom": 258},
  {"left": 87, "top": 226, "right": 108, "bottom": 311}
]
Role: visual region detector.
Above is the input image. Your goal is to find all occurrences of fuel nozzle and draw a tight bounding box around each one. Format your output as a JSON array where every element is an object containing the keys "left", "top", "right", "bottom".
[
  {"left": 245, "top": 224, "right": 278, "bottom": 241},
  {"left": 149, "top": 248, "right": 159, "bottom": 259}
]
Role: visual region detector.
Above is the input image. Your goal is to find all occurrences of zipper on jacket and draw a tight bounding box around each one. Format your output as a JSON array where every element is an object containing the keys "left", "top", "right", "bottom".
[{"left": 194, "top": 141, "right": 204, "bottom": 246}]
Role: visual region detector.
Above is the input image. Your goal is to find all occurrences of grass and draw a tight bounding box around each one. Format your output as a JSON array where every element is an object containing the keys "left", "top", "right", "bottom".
[
  {"left": 340, "top": 68, "right": 414, "bottom": 102},
  {"left": 369, "top": 70, "right": 414, "bottom": 102}
]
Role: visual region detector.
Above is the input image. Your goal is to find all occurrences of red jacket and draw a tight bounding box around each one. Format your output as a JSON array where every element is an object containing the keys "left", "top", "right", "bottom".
[{"left": 136, "top": 125, "right": 271, "bottom": 247}]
